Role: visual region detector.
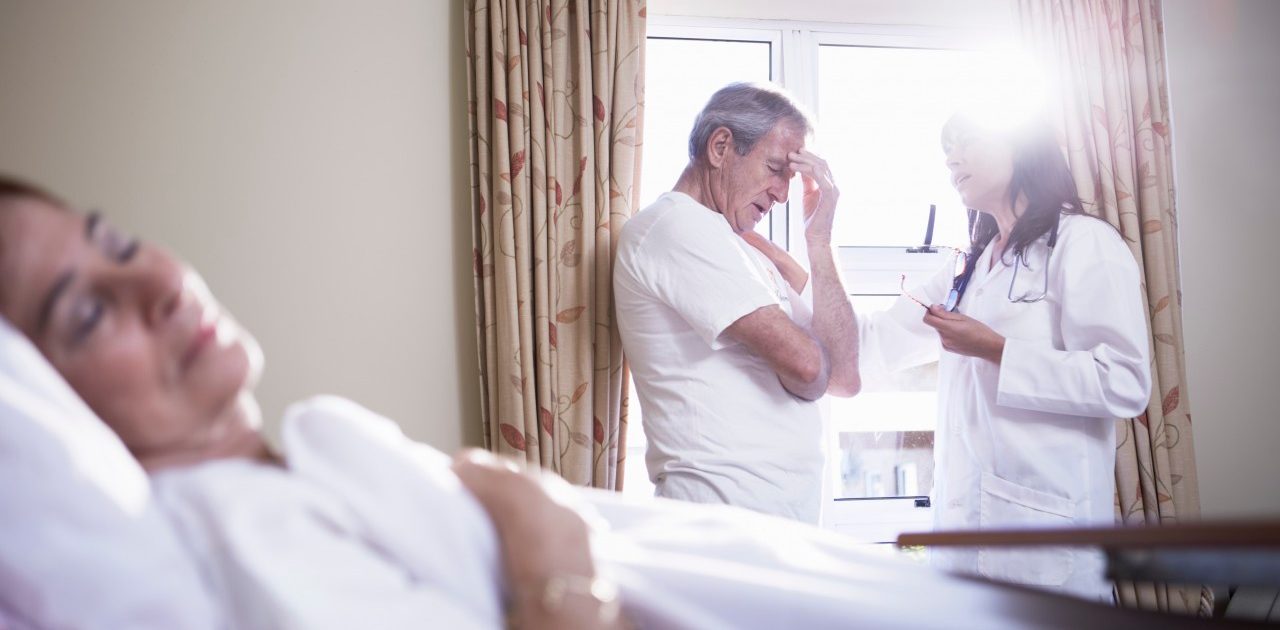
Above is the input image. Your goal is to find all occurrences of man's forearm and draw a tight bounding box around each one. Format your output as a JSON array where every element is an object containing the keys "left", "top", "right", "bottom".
[
  {"left": 806, "top": 237, "right": 860, "bottom": 396},
  {"left": 776, "top": 333, "right": 830, "bottom": 401}
]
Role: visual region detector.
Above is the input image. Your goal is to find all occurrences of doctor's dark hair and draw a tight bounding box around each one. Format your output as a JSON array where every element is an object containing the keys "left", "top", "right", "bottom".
[
  {"left": 942, "top": 115, "right": 1089, "bottom": 264},
  {"left": 688, "top": 82, "right": 813, "bottom": 161}
]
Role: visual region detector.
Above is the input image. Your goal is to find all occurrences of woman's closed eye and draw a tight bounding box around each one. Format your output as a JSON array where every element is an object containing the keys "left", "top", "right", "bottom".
[
  {"left": 68, "top": 292, "right": 105, "bottom": 345},
  {"left": 117, "top": 239, "right": 140, "bottom": 263},
  {"left": 102, "top": 224, "right": 140, "bottom": 263}
]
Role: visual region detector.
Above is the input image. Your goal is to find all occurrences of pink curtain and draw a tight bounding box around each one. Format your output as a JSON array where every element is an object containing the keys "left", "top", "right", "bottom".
[
  {"left": 1019, "top": 0, "right": 1208, "bottom": 615},
  {"left": 464, "top": 1, "right": 645, "bottom": 489}
]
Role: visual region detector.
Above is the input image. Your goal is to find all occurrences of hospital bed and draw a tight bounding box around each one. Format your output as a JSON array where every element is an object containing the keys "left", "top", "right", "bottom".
[{"left": 0, "top": 317, "right": 1255, "bottom": 629}]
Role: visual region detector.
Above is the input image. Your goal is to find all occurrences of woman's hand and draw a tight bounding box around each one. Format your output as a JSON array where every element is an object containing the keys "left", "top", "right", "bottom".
[
  {"left": 452, "top": 450, "right": 621, "bottom": 629},
  {"left": 451, "top": 450, "right": 593, "bottom": 580},
  {"left": 788, "top": 149, "right": 839, "bottom": 245},
  {"left": 922, "top": 305, "right": 1006, "bottom": 364},
  {"left": 739, "top": 230, "right": 809, "bottom": 294}
]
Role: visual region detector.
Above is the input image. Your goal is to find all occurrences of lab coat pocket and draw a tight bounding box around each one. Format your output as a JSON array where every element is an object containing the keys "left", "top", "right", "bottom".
[{"left": 977, "top": 471, "right": 1074, "bottom": 587}]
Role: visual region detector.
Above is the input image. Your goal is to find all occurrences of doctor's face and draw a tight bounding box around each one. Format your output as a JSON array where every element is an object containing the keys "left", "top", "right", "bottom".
[
  {"left": 942, "top": 122, "right": 1015, "bottom": 213},
  {"left": 711, "top": 121, "right": 803, "bottom": 234},
  {"left": 0, "top": 196, "right": 262, "bottom": 464}
]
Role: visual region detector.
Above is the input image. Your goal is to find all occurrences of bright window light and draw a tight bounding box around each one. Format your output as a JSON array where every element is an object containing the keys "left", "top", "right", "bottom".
[
  {"left": 818, "top": 45, "right": 983, "bottom": 249},
  {"left": 639, "top": 38, "right": 772, "bottom": 209}
]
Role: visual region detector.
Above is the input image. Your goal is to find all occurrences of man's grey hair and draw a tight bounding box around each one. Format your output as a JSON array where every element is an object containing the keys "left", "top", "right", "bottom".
[{"left": 687, "top": 82, "right": 813, "bottom": 161}]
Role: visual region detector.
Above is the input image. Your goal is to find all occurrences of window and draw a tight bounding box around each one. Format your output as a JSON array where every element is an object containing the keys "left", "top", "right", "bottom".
[{"left": 627, "top": 17, "right": 1026, "bottom": 544}]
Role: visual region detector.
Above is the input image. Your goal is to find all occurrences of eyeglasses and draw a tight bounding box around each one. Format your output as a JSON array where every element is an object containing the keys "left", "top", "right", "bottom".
[{"left": 900, "top": 246, "right": 976, "bottom": 312}]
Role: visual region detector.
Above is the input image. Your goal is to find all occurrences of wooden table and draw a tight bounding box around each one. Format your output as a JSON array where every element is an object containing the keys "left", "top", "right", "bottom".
[{"left": 898, "top": 520, "right": 1280, "bottom": 587}]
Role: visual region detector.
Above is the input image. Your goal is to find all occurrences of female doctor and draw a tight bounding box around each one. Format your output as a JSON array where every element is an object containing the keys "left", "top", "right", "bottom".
[
  {"left": 744, "top": 111, "right": 1154, "bottom": 599},
  {"left": 861, "top": 111, "right": 1153, "bottom": 601}
]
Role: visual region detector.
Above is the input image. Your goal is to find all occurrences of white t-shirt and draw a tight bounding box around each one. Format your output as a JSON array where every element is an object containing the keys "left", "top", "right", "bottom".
[{"left": 614, "top": 191, "right": 823, "bottom": 523}]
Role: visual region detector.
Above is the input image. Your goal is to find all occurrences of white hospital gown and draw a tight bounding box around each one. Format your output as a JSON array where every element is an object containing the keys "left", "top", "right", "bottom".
[{"left": 152, "top": 396, "right": 1172, "bottom": 629}]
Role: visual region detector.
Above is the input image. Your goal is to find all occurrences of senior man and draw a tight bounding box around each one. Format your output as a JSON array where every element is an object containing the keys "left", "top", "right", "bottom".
[{"left": 614, "top": 82, "right": 860, "bottom": 523}]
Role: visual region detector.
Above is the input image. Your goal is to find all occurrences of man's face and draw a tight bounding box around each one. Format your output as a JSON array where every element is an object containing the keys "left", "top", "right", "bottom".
[
  {"left": 0, "top": 197, "right": 262, "bottom": 462},
  {"left": 711, "top": 121, "right": 805, "bottom": 233}
]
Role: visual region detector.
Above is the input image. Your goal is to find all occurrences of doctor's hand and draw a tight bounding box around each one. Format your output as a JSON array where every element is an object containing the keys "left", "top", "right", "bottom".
[
  {"left": 923, "top": 305, "right": 1006, "bottom": 364},
  {"left": 740, "top": 230, "right": 809, "bottom": 294},
  {"left": 788, "top": 149, "right": 839, "bottom": 245}
]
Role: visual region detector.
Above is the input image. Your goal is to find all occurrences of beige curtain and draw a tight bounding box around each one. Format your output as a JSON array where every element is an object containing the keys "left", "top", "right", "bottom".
[
  {"left": 464, "top": 0, "right": 645, "bottom": 489},
  {"left": 1019, "top": 0, "right": 1208, "bottom": 615}
]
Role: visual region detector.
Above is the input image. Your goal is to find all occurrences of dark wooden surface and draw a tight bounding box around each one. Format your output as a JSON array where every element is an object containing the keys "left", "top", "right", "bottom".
[{"left": 898, "top": 520, "right": 1280, "bottom": 549}]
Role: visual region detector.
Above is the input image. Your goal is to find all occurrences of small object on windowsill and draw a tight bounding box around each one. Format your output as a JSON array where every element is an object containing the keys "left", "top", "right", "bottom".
[{"left": 906, "top": 204, "right": 938, "bottom": 253}]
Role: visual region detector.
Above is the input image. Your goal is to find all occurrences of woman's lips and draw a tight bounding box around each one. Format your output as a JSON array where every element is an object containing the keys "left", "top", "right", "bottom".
[{"left": 182, "top": 315, "right": 219, "bottom": 371}]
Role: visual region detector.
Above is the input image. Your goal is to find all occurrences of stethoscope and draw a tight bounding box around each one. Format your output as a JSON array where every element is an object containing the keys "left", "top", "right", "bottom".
[
  {"left": 948, "top": 209, "right": 1059, "bottom": 312},
  {"left": 1006, "top": 215, "right": 1058, "bottom": 305}
]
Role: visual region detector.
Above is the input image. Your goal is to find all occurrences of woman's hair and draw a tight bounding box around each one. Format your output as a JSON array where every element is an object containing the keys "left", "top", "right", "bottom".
[
  {"left": 941, "top": 115, "right": 1088, "bottom": 264},
  {"left": 0, "top": 174, "right": 67, "bottom": 264},
  {"left": 0, "top": 175, "right": 66, "bottom": 310},
  {"left": 0, "top": 174, "right": 65, "bottom": 208},
  {"left": 688, "top": 82, "right": 813, "bottom": 161}
]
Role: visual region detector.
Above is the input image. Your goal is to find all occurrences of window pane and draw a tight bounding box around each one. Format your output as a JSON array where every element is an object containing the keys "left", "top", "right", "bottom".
[
  {"left": 830, "top": 296, "right": 937, "bottom": 499},
  {"left": 836, "top": 431, "right": 935, "bottom": 498},
  {"left": 818, "top": 45, "right": 987, "bottom": 249},
  {"left": 640, "top": 38, "right": 772, "bottom": 209}
]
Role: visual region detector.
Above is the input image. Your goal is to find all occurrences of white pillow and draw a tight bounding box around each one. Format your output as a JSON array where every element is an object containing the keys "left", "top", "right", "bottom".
[{"left": 0, "top": 317, "right": 218, "bottom": 629}]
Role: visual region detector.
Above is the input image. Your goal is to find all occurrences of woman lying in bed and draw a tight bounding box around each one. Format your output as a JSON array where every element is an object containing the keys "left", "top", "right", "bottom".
[
  {"left": 0, "top": 175, "right": 1208, "bottom": 630},
  {"left": 0, "top": 176, "right": 615, "bottom": 629}
]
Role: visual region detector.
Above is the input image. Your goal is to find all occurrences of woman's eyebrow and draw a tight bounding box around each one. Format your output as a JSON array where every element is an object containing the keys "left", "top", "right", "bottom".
[{"left": 85, "top": 211, "right": 101, "bottom": 239}]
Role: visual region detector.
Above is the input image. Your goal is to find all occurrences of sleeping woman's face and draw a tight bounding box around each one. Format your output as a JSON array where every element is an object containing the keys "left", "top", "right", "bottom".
[{"left": 0, "top": 196, "right": 264, "bottom": 468}]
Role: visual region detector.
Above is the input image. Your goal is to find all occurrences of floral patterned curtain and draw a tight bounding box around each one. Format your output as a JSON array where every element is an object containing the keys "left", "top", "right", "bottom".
[
  {"left": 1019, "top": 0, "right": 1208, "bottom": 615},
  {"left": 464, "top": 0, "right": 645, "bottom": 489}
]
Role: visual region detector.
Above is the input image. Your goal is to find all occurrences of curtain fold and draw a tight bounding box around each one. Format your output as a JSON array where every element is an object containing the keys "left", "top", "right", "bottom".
[
  {"left": 1019, "top": 0, "right": 1207, "bottom": 615},
  {"left": 464, "top": 0, "right": 645, "bottom": 489}
]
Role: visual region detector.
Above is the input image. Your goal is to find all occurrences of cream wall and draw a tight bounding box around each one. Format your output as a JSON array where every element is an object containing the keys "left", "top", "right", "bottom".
[
  {"left": 1165, "top": 0, "right": 1280, "bottom": 518},
  {"left": 0, "top": 1, "right": 482, "bottom": 450}
]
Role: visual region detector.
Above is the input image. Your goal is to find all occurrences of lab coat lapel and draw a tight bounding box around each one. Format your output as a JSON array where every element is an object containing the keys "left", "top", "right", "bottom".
[{"left": 958, "top": 246, "right": 1007, "bottom": 319}]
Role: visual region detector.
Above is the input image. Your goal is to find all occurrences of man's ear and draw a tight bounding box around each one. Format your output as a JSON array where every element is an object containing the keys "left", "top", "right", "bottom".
[{"left": 706, "top": 127, "right": 734, "bottom": 168}]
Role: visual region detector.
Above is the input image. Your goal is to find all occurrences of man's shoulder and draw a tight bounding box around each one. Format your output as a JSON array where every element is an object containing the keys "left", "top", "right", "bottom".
[{"left": 621, "top": 192, "right": 728, "bottom": 251}]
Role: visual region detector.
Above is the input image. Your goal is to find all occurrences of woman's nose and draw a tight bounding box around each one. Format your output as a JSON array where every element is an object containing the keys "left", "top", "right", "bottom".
[
  {"left": 118, "top": 250, "right": 185, "bottom": 328},
  {"left": 945, "top": 147, "right": 962, "bottom": 169}
]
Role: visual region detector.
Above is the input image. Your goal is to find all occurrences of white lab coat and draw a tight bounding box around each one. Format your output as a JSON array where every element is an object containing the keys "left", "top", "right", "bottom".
[{"left": 858, "top": 214, "right": 1152, "bottom": 600}]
